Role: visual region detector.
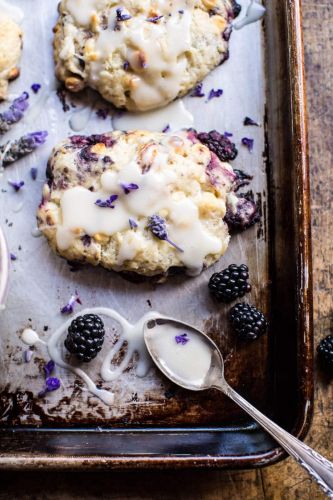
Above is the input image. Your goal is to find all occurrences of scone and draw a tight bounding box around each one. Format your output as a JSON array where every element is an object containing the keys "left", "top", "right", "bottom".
[
  {"left": 37, "top": 130, "right": 237, "bottom": 277},
  {"left": 0, "top": 15, "right": 23, "bottom": 100},
  {"left": 53, "top": 0, "right": 241, "bottom": 111}
]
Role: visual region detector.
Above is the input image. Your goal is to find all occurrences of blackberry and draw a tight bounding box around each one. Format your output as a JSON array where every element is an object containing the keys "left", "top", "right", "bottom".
[
  {"left": 317, "top": 335, "right": 333, "bottom": 369},
  {"left": 209, "top": 264, "right": 251, "bottom": 303},
  {"left": 64, "top": 314, "right": 105, "bottom": 362},
  {"left": 224, "top": 191, "right": 260, "bottom": 232},
  {"left": 197, "top": 130, "right": 238, "bottom": 162},
  {"left": 229, "top": 303, "right": 268, "bottom": 340}
]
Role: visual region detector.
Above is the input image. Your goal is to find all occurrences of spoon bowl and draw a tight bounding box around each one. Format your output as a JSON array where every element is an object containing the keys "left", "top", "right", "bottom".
[
  {"left": 144, "top": 317, "right": 225, "bottom": 391},
  {"left": 144, "top": 316, "right": 333, "bottom": 497}
]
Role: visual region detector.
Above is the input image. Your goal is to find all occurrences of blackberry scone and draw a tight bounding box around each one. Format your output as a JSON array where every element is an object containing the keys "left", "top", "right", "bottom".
[
  {"left": 0, "top": 15, "right": 23, "bottom": 100},
  {"left": 37, "top": 130, "right": 238, "bottom": 277},
  {"left": 53, "top": 0, "right": 241, "bottom": 111}
]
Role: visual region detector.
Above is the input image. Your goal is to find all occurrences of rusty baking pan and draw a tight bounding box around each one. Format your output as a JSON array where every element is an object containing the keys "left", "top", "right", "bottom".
[{"left": 0, "top": 0, "right": 312, "bottom": 469}]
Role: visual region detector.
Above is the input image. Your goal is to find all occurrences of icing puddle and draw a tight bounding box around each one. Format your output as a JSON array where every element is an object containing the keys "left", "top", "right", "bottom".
[
  {"left": 21, "top": 308, "right": 163, "bottom": 405},
  {"left": 0, "top": 0, "right": 24, "bottom": 23},
  {"left": 233, "top": 1, "right": 266, "bottom": 31},
  {"left": 112, "top": 100, "right": 194, "bottom": 133}
]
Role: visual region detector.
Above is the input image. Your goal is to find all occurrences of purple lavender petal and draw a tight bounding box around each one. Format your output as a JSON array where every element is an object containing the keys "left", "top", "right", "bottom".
[
  {"left": 31, "top": 83, "right": 41, "bottom": 94},
  {"left": 96, "top": 108, "right": 109, "bottom": 119},
  {"left": 30, "top": 167, "right": 38, "bottom": 180},
  {"left": 81, "top": 234, "right": 91, "bottom": 247},
  {"left": 38, "top": 388, "right": 47, "bottom": 398},
  {"left": 10, "top": 253, "right": 17, "bottom": 261},
  {"left": 1, "top": 92, "right": 29, "bottom": 123},
  {"left": 162, "top": 124, "right": 170, "bottom": 133},
  {"left": 24, "top": 349, "right": 33, "bottom": 363},
  {"left": 61, "top": 292, "right": 82, "bottom": 314},
  {"left": 45, "top": 377, "right": 61, "bottom": 392},
  {"left": 148, "top": 215, "right": 184, "bottom": 252},
  {"left": 129, "top": 218, "right": 138, "bottom": 229},
  {"left": 25, "top": 130, "right": 48, "bottom": 146},
  {"left": 8, "top": 180, "right": 24, "bottom": 192},
  {"left": 95, "top": 194, "right": 118, "bottom": 208},
  {"left": 224, "top": 131, "right": 233, "bottom": 138},
  {"left": 44, "top": 360, "right": 55, "bottom": 377},
  {"left": 207, "top": 88, "right": 223, "bottom": 101},
  {"left": 123, "top": 61, "right": 130, "bottom": 70},
  {"left": 244, "top": 116, "right": 260, "bottom": 126},
  {"left": 166, "top": 238, "right": 184, "bottom": 253},
  {"left": 241, "top": 137, "right": 254, "bottom": 152},
  {"left": 191, "top": 83, "right": 205, "bottom": 98},
  {"left": 175, "top": 333, "right": 190, "bottom": 345},
  {"left": 120, "top": 183, "right": 139, "bottom": 195},
  {"left": 146, "top": 15, "right": 163, "bottom": 23},
  {"left": 116, "top": 8, "right": 132, "bottom": 22}
]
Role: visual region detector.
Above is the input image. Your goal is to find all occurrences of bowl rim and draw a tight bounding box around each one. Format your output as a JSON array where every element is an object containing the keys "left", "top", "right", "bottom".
[{"left": 0, "top": 225, "right": 9, "bottom": 307}]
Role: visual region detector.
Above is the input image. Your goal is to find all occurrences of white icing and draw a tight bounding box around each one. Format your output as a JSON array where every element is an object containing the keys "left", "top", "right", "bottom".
[
  {"left": 66, "top": 0, "right": 109, "bottom": 26},
  {"left": 0, "top": 0, "right": 24, "bottom": 24},
  {"left": 21, "top": 328, "right": 40, "bottom": 346},
  {"left": 22, "top": 307, "right": 162, "bottom": 405},
  {"left": 13, "top": 201, "right": 24, "bottom": 213},
  {"left": 147, "top": 322, "right": 212, "bottom": 388},
  {"left": 69, "top": 106, "right": 93, "bottom": 131},
  {"left": 56, "top": 134, "right": 224, "bottom": 275},
  {"left": 233, "top": 1, "right": 266, "bottom": 30},
  {"left": 112, "top": 100, "right": 194, "bottom": 133},
  {"left": 64, "top": 0, "right": 192, "bottom": 111},
  {"left": 31, "top": 227, "right": 42, "bottom": 237}
]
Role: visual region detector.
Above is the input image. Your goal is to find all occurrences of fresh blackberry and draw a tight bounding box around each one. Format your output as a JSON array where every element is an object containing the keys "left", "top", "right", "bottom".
[
  {"left": 64, "top": 314, "right": 105, "bottom": 362},
  {"left": 224, "top": 191, "right": 260, "bottom": 232},
  {"left": 231, "top": 1, "right": 242, "bottom": 18},
  {"left": 209, "top": 264, "right": 251, "bottom": 303},
  {"left": 317, "top": 335, "right": 333, "bottom": 369},
  {"left": 197, "top": 130, "right": 238, "bottom": 162},
  {"left": 229, "top": 303, "right": 268, "bottom": 340}
]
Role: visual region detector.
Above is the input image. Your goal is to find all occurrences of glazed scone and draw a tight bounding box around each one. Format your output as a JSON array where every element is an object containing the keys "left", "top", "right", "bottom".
[
  {"left": 37, "top": 130, "right": 237, "bottom": 276},
  {"left": 0, "top": 15, "right": 22, "bottom": 100},
  {"left": 53, "top": 0, "right": 241, "bottom": 111}
]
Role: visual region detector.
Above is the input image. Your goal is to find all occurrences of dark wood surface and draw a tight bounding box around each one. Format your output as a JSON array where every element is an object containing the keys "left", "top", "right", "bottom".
[{"left": 1, "top": 0, "right": 332, "bottom": 497}]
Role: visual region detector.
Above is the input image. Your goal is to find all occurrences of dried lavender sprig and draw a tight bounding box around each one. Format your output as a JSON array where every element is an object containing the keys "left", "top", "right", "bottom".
[
  {"left": 0, "top": 131, "right": 48, "bottom": 167},
  {"left": 147, "top": 215, "right": 184, "bottom": 252},
  {"left": 0, "top": 92, "right": 29, "bottom": 135}
]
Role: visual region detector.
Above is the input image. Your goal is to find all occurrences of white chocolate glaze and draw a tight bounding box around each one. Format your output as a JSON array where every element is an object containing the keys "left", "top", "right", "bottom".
[
  {"left": 21, "top": 328, "right": 43, "bottom": 346},
  {"left": 0, "top": 0, "right": 24, "bottom": 24},
  {"left": 21, "top": 308, "right": 162, "bottom": 405},
  {"left": 65, "top": 0, "right": 192, "bottom": 111},
  {"left": 31, "top": 227, "right": 42, "bottom": 238},
  {"left": 148, "top": 322, "right": 212, "bottom": 388},
  {"left": 56, "top": 133, "right": 225, "bottom": 276},
  {"left": 69, "top": 106, "right": 93, "bottom": 132},
  {"left": 233, "top": 1, "right": 266, "bottom": 30},
  {"left": 112, "top": 100, "right": 194, "bottom": 133}
]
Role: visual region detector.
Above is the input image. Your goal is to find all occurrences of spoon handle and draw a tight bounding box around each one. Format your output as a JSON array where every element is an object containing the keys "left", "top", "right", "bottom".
[{"left": 217, "top": 383, "right": 333, "bottom": 498}]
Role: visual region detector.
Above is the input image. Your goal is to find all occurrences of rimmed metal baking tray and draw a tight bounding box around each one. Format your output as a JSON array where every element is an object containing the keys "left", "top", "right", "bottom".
[{"left": 0, "top": 0, "right": 312, "bottom": 469}]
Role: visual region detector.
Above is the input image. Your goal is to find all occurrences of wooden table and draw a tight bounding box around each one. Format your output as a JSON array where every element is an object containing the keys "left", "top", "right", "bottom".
[{"left": 1, "top": 2, "right": 332, "bottom": 498}]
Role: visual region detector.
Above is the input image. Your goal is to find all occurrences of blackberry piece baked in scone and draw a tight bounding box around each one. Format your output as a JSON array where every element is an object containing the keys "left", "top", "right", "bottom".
[
  {"left": 0, "top": 15, "right": 23, "bottom": 100},
  {"left": 37, "top": 130, "right": 238, "bottom": 277},
  {"left": 53, "top": 0, "right": 241, "bottom": 111}
]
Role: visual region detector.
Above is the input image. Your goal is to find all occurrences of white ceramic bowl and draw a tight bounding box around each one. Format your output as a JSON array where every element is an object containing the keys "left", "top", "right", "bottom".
[{"left": 0, "top": 226, "right": 9, "bottom": 309}]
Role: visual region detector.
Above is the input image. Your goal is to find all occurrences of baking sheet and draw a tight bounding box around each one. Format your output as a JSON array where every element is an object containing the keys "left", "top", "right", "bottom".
[{"left": 0, "top": 0, "right": 268, "bottom": 427}]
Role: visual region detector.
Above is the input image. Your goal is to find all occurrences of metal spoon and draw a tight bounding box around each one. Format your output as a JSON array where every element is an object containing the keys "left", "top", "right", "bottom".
[{"left": 144, "top": 317, "right": 333, "bottom": 497}]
